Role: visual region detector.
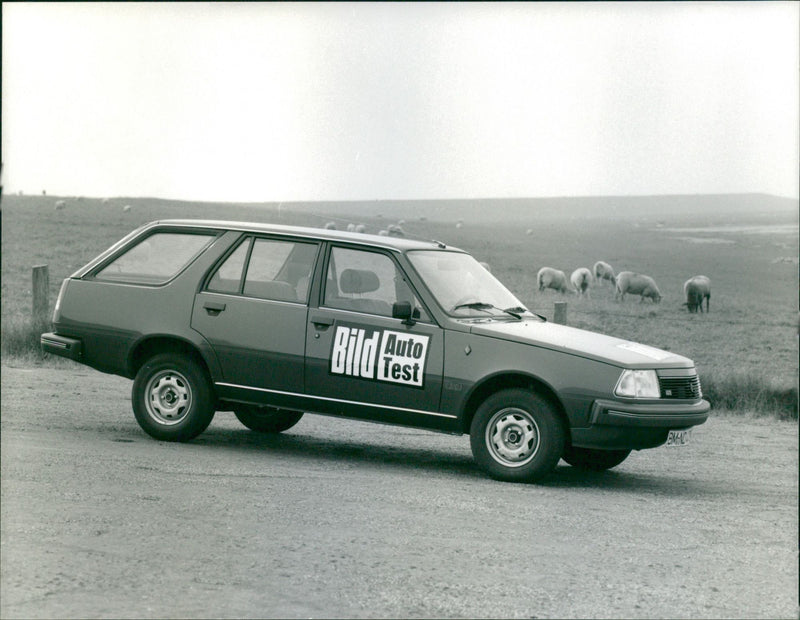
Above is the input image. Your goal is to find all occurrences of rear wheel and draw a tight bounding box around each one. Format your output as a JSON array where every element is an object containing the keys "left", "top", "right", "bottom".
[
  {"left": 470, "top": 388, "right": 565, "bottom": 482},
  {"left": 561, "top": 446, "right": 631, "bottom": 471},
  {"left": 132, "top": 353, "right": 215, "bottom": 441},
  {"left": 233, "top": 405, "right": 303, "bottom": 433}
]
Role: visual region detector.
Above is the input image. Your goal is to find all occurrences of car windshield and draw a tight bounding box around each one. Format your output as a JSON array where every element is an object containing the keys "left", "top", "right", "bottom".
[{"left": 407, "top": 250, "right": 529, "bottom": 318}]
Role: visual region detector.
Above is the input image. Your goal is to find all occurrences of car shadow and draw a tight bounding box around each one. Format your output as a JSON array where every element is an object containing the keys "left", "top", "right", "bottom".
[
  {"left": 543, "top": 464, "right": 713, "bottom": 496},
  {"left": 168, "top": 424, "right": 714, "bottom": 495},
  {"left": 189, "top": 424, "right": 483, "bottom": 479}
]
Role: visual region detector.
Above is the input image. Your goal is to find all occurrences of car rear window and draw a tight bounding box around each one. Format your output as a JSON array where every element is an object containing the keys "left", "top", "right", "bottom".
[{"left": 94, "top": 231, "right": 217, "bottom": 285}]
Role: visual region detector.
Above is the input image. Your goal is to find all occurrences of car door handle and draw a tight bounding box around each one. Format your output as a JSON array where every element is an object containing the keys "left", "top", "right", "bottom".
[
  {"left": 311, "top": 315, "right": 334, "bottom": 329},
  {"left": 203, "top": 301, "right": 226, "bottom": 316}
]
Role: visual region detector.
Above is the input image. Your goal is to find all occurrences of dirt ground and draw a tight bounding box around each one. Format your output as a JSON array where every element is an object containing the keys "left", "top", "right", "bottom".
[{"left": 1, "top": 364, "right": 797, "bottom": 619}]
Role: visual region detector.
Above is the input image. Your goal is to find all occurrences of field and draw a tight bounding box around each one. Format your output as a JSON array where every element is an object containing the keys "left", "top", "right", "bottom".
[{"left": 2, "top": 193, "right": 797, "bottom": 416}]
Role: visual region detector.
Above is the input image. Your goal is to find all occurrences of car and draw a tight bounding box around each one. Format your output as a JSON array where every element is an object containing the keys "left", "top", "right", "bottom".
[{"left": 41, "top": 219, "right": 710, "bottom": 482}]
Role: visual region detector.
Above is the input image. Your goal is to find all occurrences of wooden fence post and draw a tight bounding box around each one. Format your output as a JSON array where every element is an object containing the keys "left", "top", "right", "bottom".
[
  {"left": 32, "top": 264, "right": 50, "bottom": 325},
  {"left": 553, "top": 301, "right": 567, "bottom": 325}
]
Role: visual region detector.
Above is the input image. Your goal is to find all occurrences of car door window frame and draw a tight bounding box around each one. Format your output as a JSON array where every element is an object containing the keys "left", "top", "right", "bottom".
[
  {"left": 202, "top": 234, "right": 320, "bottom": 304},
  {"left": 319, "top": 244, "right": 434, "bottom": 323}
]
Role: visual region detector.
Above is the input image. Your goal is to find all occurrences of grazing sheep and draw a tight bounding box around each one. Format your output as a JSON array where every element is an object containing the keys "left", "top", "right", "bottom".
[
  {"left": 355, "top": 224, "right": 366, "bottom": 233},
  {"left": 346, "top": 223, "right": 356, "bottom": 232},
  {"left": 570, "top": 268, "right": 593, "bottom": 296},
  {"left": 593, "top": 261, "right": 616, "bottom": 286},
  {"left": 378, "top": 230, "right": 389, "bottom": 236},
  {"left": 615, "top": 271, "right": 662, "bottom": 303},
  {"left": 54, "top": 200, "right": 66, "bottom": 210},
  {"left": 324, "top": 222, "right": 337, "bottom": 230},
  {"left": 479, "top": 261, "right": 491, "bottom": 273},
  {"left": 537, "top": 267, "right": 571, "bottom": 294},
  {"left": 683, "top": 275, "right": 711, "bottom": 313},
  {"left": 387, "top": 224, "right": 405, "bottom": 237},
  {"left": 122, "top": 205, "right": 132, "bottom": 212}
]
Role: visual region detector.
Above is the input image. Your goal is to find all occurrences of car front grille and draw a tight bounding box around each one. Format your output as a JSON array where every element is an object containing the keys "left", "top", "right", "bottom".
[{"left": 659, "top": 375, "right": 702, "bottom": 399}]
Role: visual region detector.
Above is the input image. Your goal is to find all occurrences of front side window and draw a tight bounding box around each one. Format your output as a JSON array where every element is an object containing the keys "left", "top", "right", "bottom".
[
  {"left": 324, "top": 247, "right": 429, "bottom": 320},
  {"left": 94, "top": 232, "right": 216, "bottom": 284},
  {"left": 206, "top": 237, "right": 318, "bottom": 303}
]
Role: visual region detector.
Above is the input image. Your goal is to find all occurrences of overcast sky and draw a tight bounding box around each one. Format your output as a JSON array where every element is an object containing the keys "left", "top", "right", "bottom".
[{"left": 2, "top": 2, "right": 798, "bottom": 202}]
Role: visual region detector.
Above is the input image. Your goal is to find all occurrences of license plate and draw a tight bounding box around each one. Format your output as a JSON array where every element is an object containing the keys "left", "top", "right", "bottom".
[{"left": 665, "top": 429, "right": 692, "bottom": 447}]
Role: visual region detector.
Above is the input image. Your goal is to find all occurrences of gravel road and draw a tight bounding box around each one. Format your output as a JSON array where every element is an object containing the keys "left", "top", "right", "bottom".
[{"left": 1, "top": 364, "right": 797, "bottom": 619}]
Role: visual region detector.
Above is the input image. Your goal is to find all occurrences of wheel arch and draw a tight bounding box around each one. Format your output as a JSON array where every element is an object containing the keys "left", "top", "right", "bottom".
[
  {"left": 127, "top": 335, "right": 216, "bottom": 384},
  {"left": 460, "top": 372, "right": 571, "bottom": 441}
]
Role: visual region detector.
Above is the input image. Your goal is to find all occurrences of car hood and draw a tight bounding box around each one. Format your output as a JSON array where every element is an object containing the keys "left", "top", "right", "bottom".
[{"left": 468, "top": 319, "right": 695, "bottom": 369}]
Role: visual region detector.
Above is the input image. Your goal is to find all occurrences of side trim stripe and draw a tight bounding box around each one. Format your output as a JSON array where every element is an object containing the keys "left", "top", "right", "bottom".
[{"left": 215, "top": 382, "right": 457, "bottom": 419}]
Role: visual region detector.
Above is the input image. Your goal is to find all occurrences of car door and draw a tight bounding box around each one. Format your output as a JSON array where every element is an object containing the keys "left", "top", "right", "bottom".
[
  {"left": 304, "top": 245, "right": 449, "bottom": 430},
  {"left": 191, "top": 235, "right": 319, "bottom": 399}
]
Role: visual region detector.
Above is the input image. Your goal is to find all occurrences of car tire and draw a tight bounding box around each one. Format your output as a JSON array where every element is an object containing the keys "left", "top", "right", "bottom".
[
  {"left": 561, "top": 446, "right": 631, "bottom": 471},
  {"left": 470, "top": 388, "right": 565, "bottom": 482},
  {"left": 233, "top": 405, "right": 304, "bottom": 433},
  {"left": 132, "top": 353, "right": 215, "bottom": 442}
]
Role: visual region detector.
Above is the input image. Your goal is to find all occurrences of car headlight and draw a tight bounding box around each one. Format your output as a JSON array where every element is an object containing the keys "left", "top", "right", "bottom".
[{"left": 615, "top": 369, "right": 660, "bottom": 398}]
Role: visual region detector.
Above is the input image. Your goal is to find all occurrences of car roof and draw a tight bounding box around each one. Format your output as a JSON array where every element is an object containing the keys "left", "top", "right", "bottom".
[{"left": 147, "top": 219, "right": 463, "bottom": 253}]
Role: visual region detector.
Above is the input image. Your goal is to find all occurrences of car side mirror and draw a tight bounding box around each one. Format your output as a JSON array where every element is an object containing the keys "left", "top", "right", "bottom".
[{"left": 392, "top": 301, "right": 416, "bottom": 325}]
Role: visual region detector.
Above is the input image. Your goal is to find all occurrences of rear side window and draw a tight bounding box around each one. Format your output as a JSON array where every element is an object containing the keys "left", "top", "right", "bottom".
[
  {"left": 94, "top": 232, "right": 217, "bottom": 285},
  {"left": 206, "top": 237, "right": 318, "bottom": 303}
]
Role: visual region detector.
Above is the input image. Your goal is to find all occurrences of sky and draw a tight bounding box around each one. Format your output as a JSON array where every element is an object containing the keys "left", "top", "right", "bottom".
[{"left": 2, "top": 1, "right": 798, "bottom": 203}]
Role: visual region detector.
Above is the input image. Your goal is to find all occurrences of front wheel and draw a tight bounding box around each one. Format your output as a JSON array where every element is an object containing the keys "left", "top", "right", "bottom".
[
  {"left": 561, "top": 446, "right": 631, "bottom": 471},
  {"left": 470, "top": 388, "right": 565, "bottom": 482},
  {"left": 132, "top": 353, "right": 215, "bottom": 442},
  {"left": 233, "top": 405, "right": 303, "bottom": 433}
]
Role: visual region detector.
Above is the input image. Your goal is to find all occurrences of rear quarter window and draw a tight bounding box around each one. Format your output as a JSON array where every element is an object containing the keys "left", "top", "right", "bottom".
[{"left": 93, "top": 231, "right": 217, "bottom": 285}]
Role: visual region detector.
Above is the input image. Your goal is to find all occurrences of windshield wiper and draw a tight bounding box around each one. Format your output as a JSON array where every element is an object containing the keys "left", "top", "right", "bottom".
[
  {"left": 505, "top": 306, "right": 547, "bottom": 322},
  {"left": 452, "top": 302, "right": 524, "bottom": 320}
]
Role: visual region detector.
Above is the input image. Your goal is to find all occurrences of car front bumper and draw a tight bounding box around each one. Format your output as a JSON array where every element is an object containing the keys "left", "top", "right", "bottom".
[{"left": 570, "top": 397, "right": 711, "bottom": 450}]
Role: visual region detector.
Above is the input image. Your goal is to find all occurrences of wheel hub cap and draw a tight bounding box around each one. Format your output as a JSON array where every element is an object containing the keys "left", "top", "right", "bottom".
[
  {"left": 487, "top": 408, "right": 540, "bottom": 467},
  {"left": 145, "top": 371, "right": 192, "bottom": 425}
]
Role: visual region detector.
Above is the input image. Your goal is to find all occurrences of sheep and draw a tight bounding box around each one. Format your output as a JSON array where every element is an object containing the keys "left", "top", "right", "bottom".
[
  {"left": 615, "top": 271, "right": 662, "bottom": 303},
  {"left": 479, "top": 261, "right": 492, "bottom": 273},
  {"left": 54, "top": 200, "right": 66, "bottom": 210},
  {"left": 683, "top": 275, "right": 711, "bottom": 313},
  {"left": 355, "top": 224, "right": 366, "bottom": 233},
  {"left": 324, "top": 222, "right": 337, "bottom": 230},
  {"left": 378, "top": 230, "right": 389, "bottom": 236},
  {"left": 346, "top": 223, "right": 356, "bottom": 232},
  {"left": 537, "top": 267, "right": 571, "bottom": 294},
  {"left": 122, "top": 205, "right": 132, "bottom": 212},
  {"left": 387, "top": 224, "right": 405, "bottom": 237},
  {"left": 593, "top": 261, "right": 616, "bottom": 286},
  {"left": 570, "top": 267, "right": 593, "bottom": 297}
]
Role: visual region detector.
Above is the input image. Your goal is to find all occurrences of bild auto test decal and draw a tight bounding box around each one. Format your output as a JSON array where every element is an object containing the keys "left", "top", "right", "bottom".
[{"left": 329, "top": 323, "right": 430, "bottom": 388}]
